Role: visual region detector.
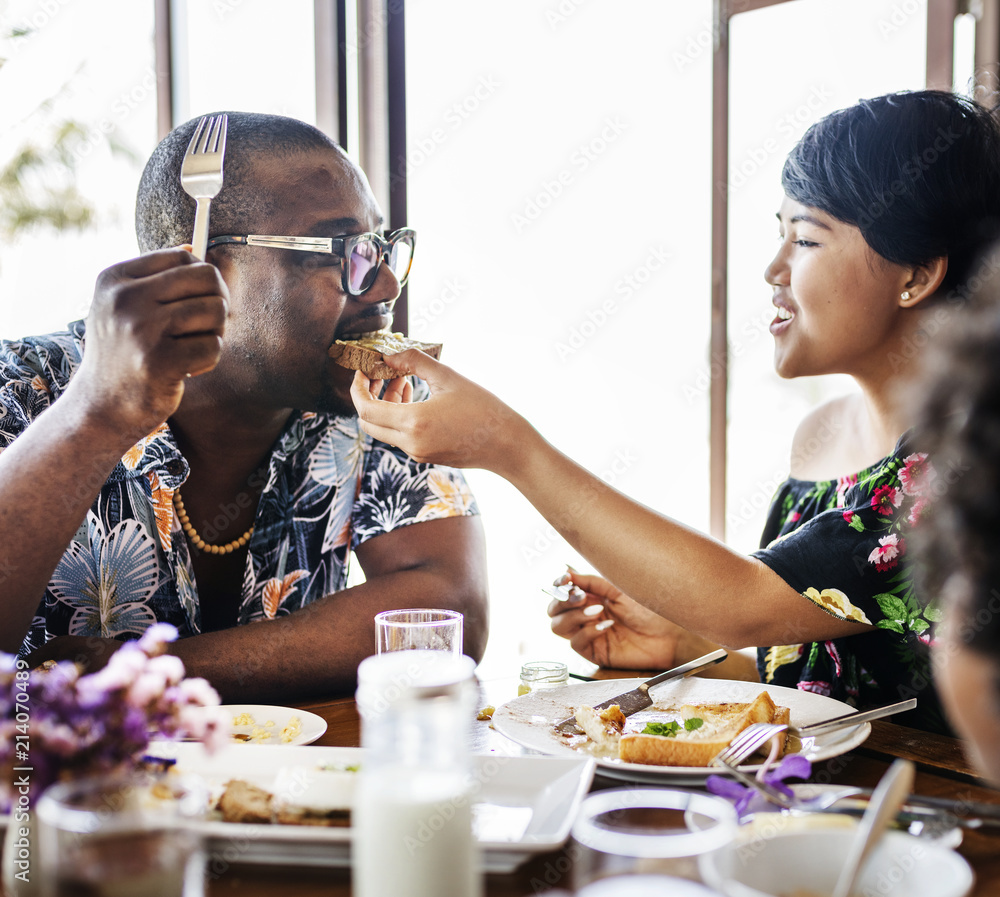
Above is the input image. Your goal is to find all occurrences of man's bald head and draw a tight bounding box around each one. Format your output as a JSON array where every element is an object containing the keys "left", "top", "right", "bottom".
[{"left": 135, "top": 112, "right": 348, "bottom": 252}]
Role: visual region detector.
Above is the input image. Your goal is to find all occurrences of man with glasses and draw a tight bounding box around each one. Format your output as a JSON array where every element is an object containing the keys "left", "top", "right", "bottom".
[{"left": 0, "top": 112, "right": 488, "bottom": 699}]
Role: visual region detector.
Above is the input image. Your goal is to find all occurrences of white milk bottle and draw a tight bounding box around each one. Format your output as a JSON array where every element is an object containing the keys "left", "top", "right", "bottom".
[{"left": 353, "top": 650, "right": 482, "bottom": 897}]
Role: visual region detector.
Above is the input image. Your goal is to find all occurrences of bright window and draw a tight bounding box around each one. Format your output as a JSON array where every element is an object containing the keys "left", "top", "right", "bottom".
[
  {"left": 405, "top": 1, "right": 714, "bottom": 674},
  {"left": 406, "top": 0, "right": 931, "bottom": 674},
  {"left": 0, "top": 0, "right": 157, "bottom": 337},
  {"left": 725, "top": 0, "right": 928, "bottom": 553}
]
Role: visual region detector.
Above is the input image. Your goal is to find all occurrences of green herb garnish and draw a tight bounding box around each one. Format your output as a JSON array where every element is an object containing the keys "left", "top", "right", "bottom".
[
  {"left": 640, "top": 718, "right": 704, "bottom": 738},
  {"left": 641, "top": 721, "right": 681, "bottom": 737}
]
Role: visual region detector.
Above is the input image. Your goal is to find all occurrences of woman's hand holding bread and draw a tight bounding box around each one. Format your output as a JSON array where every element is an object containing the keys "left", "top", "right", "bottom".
[{"left": 351, "top": 348, "right": 529, "bottom": 473}]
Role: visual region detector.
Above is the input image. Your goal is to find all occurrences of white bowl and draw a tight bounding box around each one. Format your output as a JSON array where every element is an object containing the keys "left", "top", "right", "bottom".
[{"left": 698, "top": 825, "right": 974, "bottom": 897}]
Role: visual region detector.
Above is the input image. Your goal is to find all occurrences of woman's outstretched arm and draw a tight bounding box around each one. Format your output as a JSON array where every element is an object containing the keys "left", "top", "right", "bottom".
[{"left": 351, "top": 351, "right": 869, "bottom": 650}]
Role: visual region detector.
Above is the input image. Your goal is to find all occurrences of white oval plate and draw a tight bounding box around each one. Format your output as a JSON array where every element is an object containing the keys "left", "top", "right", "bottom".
[
  {"left": 492, "top": 678, "right": 871, "bottom": 784},
  {"left": 221, "top": 704, "right": 327, "bottom": 746}
]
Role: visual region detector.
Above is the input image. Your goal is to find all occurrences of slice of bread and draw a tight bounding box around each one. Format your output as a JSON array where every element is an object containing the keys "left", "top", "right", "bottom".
[
  {"left": 216, "top": 768, "right": 357, "bottom": 826},
  {"left": 618, "top": 691, "right": 789, "bottom": 767},
  {"left": 271, "top": 767, "right": 355, "bottom": 827},
  {"left": 329, "top": 331, "right": 442, "bottom": 379},
  {"left": 217, "top": 779, "right": 272, "bottom": 823}
]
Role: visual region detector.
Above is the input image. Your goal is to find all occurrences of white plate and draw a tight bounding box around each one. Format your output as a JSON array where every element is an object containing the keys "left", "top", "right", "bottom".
[
  {"left": 159, "top": 742, "right": 595, "bottom": 873},
  {"left": 219, "top": 704, "right": 327, "bottom": 746},
  {"left": 492, "top": 677, "right": 871, "bottom": 784}
]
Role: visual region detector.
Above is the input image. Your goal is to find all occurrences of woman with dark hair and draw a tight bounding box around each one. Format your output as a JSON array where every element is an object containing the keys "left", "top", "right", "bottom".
[
  {"left": 913, "top": 292, "right": 1000, "bottom": 777},
  {"left": 352, "top": 90, "right": 1000, "bottom": 734}
]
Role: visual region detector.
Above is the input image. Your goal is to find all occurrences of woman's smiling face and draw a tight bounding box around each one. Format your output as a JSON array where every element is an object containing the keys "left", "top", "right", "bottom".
[{"left": 763, "top": 197, "right": 914, "bottom": 382}]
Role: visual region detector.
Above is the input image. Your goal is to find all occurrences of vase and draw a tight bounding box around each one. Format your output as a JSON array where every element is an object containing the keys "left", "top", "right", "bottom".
[{"left": 2, "top": 806, "right": 43, "bottom": 897}]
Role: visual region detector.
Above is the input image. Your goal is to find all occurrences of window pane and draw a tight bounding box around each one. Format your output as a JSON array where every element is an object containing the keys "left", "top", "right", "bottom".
[
  {"left": 0, "top": 0, "right": 157, "bottom": 337},
  {"left": 406, "top": 1, "right": 713, "bottom": 674},
  {"left": 174, "top": 0, "right": 316, "bottom": 126},
  {"left": 726, "top": 0, "right": 928, "bottom": 554}
]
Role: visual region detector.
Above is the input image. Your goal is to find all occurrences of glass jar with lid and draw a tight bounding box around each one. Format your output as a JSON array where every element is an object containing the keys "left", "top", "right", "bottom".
[{"left": 518, "top": 660, "right": 569, "bottom": 695}]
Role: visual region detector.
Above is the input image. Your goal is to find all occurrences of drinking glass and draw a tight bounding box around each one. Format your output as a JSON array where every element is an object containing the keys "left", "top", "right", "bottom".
[
  {"left": 570, "top": 788, "right": 737, "bottom": 893},
  {"left": 375, "top": 608, "right": 463, "bottom": 656},
  {"left": 36, "top": 772, "right": 206, "bottom": 897}
]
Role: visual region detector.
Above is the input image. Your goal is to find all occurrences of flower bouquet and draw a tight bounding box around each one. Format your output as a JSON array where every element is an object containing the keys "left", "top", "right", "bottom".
[{"left": 0, "top": 623, "right": 227, "bottom": 814}]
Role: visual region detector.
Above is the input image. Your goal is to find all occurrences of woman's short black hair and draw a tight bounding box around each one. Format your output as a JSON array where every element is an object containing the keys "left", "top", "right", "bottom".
[{"left": 782, "top": 90, "right": 1000, "bottom": 297}]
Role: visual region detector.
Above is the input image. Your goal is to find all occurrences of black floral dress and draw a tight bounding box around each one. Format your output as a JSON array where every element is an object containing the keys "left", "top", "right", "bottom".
[{"left": 752, "top": 430, "right": 948, "bottom": 734}]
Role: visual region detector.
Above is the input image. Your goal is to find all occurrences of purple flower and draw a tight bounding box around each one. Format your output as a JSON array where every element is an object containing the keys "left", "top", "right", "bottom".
[
  {"left": 706, "top": 754, "right": 813, "bottom": 820},
  {"left": 1, "top": 631, "right": 222, "bottom": 809},
  {"left": 137, "top": 623, "right": 179, "bottom": 654}
]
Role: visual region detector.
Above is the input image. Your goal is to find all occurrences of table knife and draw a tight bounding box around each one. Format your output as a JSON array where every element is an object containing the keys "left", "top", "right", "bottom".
[
  {"left": 790, "top": 698, "right": 918, "bottom": 736},
  {"left": 553, "top": 648, "right": 728, "bottom": 732},
  {"left": 819, "top": 794, "right": 1000, "bottom": 830}
]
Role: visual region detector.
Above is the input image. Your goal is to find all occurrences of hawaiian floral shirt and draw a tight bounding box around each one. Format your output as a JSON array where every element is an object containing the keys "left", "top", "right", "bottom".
[
  {"left": 0, "top": 322, "right": 479, "bottom": 657},
  {"left": 752, "top": 430, "right": 948, "bottom": 734}
]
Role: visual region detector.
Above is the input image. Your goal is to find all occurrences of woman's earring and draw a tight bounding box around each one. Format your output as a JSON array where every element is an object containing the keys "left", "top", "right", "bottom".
[{"left": 901, "top": 291, "right": 911, "bottom": 301}]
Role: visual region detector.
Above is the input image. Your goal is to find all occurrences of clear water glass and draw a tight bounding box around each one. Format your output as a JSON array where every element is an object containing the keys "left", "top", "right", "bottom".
[
  {"left": 571, "top": 788, "right": 738, "bottom": 891},
  {"left": 374, "top": 608, "right": 463, "bottom": 656},
  {"left": 36, "top": 772, "right": 206, "bottom": 897}
]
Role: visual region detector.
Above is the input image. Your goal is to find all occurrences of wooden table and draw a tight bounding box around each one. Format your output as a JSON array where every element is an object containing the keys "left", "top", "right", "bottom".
[{"left": 208, "top": 675, "right": 1000, "bottom": 897}]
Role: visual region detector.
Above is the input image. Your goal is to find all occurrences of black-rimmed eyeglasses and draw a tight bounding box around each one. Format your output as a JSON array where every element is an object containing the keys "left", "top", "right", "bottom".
[{"left": 206, "top": 227, "right": 416, "bottom": 297}]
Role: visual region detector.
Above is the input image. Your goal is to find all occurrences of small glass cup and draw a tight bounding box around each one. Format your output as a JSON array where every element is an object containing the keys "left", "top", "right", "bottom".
[
  {"left": 518, "top": 660, "right": 569, "bottom": 695},
  {"left": 36, "top": 771, "right": 206, "bottom": 897},
  {"left": 570, "top": 788, "right": 738, "bottom": 891},
  {"left": 375, "top": 608, "right": 463, "bottom": 657}
]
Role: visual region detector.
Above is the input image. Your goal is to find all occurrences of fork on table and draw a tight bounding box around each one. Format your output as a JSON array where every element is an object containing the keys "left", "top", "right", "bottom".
[
  {"left": 180, "top": 114, "right": 228, "bottom": 260},
  {"left": 710, "top": 722, "right": 860, "bottom": 812}
]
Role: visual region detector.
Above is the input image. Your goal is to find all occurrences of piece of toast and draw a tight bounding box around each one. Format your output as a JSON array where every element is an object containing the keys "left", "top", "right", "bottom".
[
  {"left": 217, "top": 768, "right": 357, "bottom": 826},
  {"left": 618, "top": 691, "right": 790, "bottom": 767},
  {"left": 329, "top": 331, "right": 442, "bottom": 379},
  {"left": 271, "top": 767, "right": 355, "bottom": 827},
  {"left": 217, "top": 779, "right": 273, "bottom": 823}
]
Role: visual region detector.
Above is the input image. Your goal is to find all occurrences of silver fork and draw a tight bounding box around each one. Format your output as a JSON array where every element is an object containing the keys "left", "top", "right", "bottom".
[
  {"left": 712, "top": 722, "right": 789, "bottom": 769},
  {"left": 711, "top": 723, "right": 861, "bottom": 812},
  {"left": 180, "top": 114, "right": 228, "bottom": 260}
]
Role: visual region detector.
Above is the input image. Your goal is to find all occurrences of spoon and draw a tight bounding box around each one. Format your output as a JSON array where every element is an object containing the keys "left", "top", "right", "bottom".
[{"left": 831, "top": 758, "right": 915, "bottom": 897}]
